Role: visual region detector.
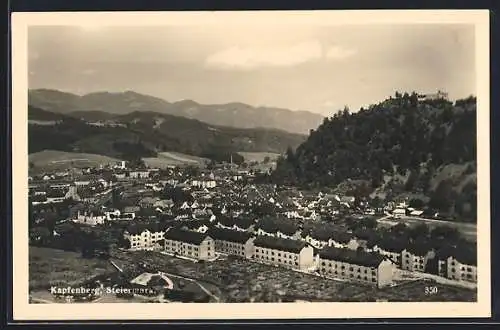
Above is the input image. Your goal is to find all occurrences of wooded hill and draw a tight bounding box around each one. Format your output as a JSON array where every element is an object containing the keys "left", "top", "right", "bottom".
[
  {"left": 28, "top": 105, "right": 306, "bottom": 163},
  {"left": 271, "top": 92, "right": 477, "bottom": 221}
]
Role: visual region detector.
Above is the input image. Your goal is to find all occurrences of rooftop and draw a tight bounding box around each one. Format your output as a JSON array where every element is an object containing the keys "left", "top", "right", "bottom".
[
  {"left": 319, "top": 247, "right": 386, "bottom": 268},
  {"left": 164, "top": 228, "right": 210, "bottom": 245},
  {"left": 253, "top": 235, "right": 308, "bottom": 253},
  {"left": 207, "top": 227, "right": 253, "bottom": 244}
]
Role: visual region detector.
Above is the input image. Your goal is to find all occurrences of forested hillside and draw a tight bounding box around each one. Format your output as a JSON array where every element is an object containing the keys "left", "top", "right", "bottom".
[
  {"left": 28, "top": 106, "right": 305, "bottom": 163},
  {"left": 271, "top": 92, "right": 477, "bottom": 221}
]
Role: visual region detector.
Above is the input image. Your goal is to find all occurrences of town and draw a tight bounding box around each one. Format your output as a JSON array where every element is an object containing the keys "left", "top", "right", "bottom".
[{"left": 28, "top": 156, "right": 477, "bottom": 304}]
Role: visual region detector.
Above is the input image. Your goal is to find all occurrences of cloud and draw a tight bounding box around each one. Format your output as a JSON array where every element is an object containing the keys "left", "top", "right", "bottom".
[
  {"left": 205, "top": 41, "right": 355, "bottom": 70},
  {"left": 321, "top": 100, "right": 337, "bottom": 107},
  {"left": 81, "top": 69, "right": 96, "bottom": 76},
  {"left": 325, "top": 46, "right": 357, "bottom": 60}
]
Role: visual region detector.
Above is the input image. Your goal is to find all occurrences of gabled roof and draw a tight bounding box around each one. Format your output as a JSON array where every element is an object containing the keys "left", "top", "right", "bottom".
[
  {"left": 46, "top": 188, "right": 66, "bottom": 198},
  {"left": 353, "top": 228, "right": 377, "bottom": 241},
  {"left": 435, "top": 245, "right": 455, "bottom": 260},
  {"left": 319, "top": 247, "right": 386, "bottom": 268},
  {"left": 331, "top": 231, "right": 353, "bottom": 244},
  {"left": 164, "top": 228, "right": 210, "bottom": 245},
  {"left": 178, "top": 219, "right": 210, "bottom": 229},
  {"left": 309, "top": 225, "right": 336, "bottom": 241},
  {"left": 377, "top": 237, "right": 406, "bottom": 253},
  {"left": 253, "top": 235, "right": 307, "bottom": 253},
  {"left": 405, "top": 241, "right": 433, "bottom": 256},
  {"left": 123, "top": 206, "right": 140, "bottom": 213},
  {"left": 126, "top": 221, "right": 165, "bottom": 235},
  {"left": 255, "top": 216, "right": 298, "bottom": 235},
  {"left": 340, "top": 196, "right": 356, "bottom": 203},
  {"left": 217, "top": 215, "right": 236, "bottom": 227},
  {"left": 234, "top": 215, "right": 255, "bottom": 229},
  {"left": 453, "top": 243, "right": 477, "bottom": 266},
  {"left": 75, "top": 174, "right": 98, "bottom": 182},
  {"left": 207, "top": 227, "right": 253, "bottom": 244}
]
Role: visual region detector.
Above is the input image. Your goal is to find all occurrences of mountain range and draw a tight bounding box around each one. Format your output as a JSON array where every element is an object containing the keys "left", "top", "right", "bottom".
[{"left": 28, "top": 89, "right": 324, "bottom": 135}]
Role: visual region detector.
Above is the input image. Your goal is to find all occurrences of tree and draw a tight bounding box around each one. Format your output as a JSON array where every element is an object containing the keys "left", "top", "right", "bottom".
[
  {"left": 184, "top": 165, "right": 200, "bottom": 178},
  {"left": 430, "top": 226, "right": 460, "bottom": 242},
  {"left": 42, "top": 211, "right": 58, "bottom": 234},
  {"left": 253, "top": 203, "right": 276, "bottom": 217},
  {"left": 117, "top": 236, "right": 131, "bottom": 249},
  {"left": 371, "top": 196, "right": 384, "bottom": 210},
  {"left": 263, "top": 156, "right": 271, "bottom": 164},
  {"left": 363, "top": 217, "right": 377, "bottom": 229},
  {"left": 128, "top": 157, "right": 146, "bottom": 169},
  {"left": 28, "top": 200, "right": 35, "bottom": 231},
  {"left": 391, "top": 223, "right": 408, "bottom": 235},
  {"left": 345, "top": 217, "right": 360, "bottom": 231},
  {"left": 371, "top": 168, "right": 384, "bottom": 188},
  {"left": 269, "top": 90, "right": 477, "bottom": 213},
  {"left": 29, "top": 226, "right": 52, "bottom": 245},
  {"left": 405, "top": 170, "right": 419, "bottom": 191},
  {"left": 409, "top": 198, "right": 425, "bottom": 209},
  {"left": 342, "top": 106, "right": 350, "bottom": 117},
  {"left": 408, "top": 223, "right": 430, "bottom": 241},
  {"left": 80, "top": 231, "right": 110, "bottom": 259},
  {"left": 429, "top": 179, "right": 455, "bottom": 212}
]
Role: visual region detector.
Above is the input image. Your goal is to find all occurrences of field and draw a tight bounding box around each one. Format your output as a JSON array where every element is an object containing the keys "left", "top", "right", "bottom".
[
  {"left": 29, "top": 150, "right": 120, "bottom": 172},
  {"left": 238, "top": 152, "right": 281, "bottom": 163},
  {"left": 110, "top": 249, "right": 476, "bottom": 303},
  {"left": 29, "top": 246, "right": 116, "bottom": 291},
  {"left": 142, "top": 152, "right": 209, "bottom": 168},
  {"left": 29, "top": 246, "right": 476, "bottom": 303}
]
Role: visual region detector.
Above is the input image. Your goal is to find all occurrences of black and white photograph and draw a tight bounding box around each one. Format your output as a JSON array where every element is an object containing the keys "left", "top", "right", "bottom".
[{"left": 11, "top": 10, "right": 490, "bottom": 320}]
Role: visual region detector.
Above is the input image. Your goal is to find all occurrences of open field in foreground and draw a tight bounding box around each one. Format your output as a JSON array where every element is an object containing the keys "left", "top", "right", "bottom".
[
  {"left": 28, "top": 246, "right": 476, "bottom": 303},
  {"left": 29, "top": 246, "right": 116, "bottom": 291},
  {"left": 111, "top": 249, "right": 476, "bottom": 303}
]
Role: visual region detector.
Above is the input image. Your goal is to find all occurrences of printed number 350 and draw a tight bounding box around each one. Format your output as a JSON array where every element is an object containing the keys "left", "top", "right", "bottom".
[{"left": 425, "top": 286, "right": 438, "bottom": 295}]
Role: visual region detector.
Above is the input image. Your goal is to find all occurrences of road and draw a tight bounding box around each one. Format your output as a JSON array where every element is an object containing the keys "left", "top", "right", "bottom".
[{"left": 377, "top": 215, "right": 477, "bottom": 241}]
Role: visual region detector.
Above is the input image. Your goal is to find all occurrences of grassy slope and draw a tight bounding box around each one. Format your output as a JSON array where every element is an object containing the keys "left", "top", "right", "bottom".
[
  {"left": 368, "top": 161, "right": 476, "bottom": 201},
  {"left": 142, "top": 151, "right": 210, "bottom": 168},
  {"left": 29, "top": 150, "right": 121, "bottom": 172},
  {"left": 29, "top": 246, "right": 116, "bottom": 290}
]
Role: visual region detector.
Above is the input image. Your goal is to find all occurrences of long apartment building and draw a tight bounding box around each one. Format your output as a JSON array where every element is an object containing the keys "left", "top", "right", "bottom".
[
  {"left": 207, "top": 227, "right": 255, "bottom": 258},
  {"left": 124, "top": 222, "right": 167, "bottom": 251},
  {"left": 436, "top": 245, "right": 477, "bottom": 283},
  {"left": 401, "top": 243, "right": 435, "bottom": 273},
  {"left": 252, "top": 235, "right": 315, "bottom": 271},
  {"left": 163, "top": 228, "right": 215, "bottom": 261},
  {"left": 318, "top": 247, "right": 394, "bottom": 288}
]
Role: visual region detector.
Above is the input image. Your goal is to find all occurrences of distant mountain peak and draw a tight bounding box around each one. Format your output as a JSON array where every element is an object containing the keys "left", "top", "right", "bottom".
[
  {"left": 173, "top": 99, "right": 199, "bottom": 106},
  {"left": 28, "top": 88, "right": 324, "bottom": 134}
]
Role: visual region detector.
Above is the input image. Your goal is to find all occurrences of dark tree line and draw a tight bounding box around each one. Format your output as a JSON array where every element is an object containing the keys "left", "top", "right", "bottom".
[
  {"left": 271, "top": 93, "right": 477, "bottom": 221},
  {"left": 273, "top": 93, "right": 476, "bottom": 186}
]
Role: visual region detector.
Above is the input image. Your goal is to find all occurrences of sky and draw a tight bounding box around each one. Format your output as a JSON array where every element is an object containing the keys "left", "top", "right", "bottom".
[{"left": 28, "top": 23, "right": 476, "bottom": 116}]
